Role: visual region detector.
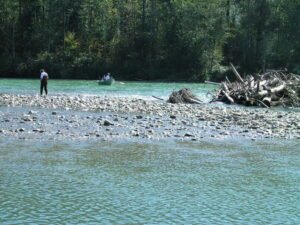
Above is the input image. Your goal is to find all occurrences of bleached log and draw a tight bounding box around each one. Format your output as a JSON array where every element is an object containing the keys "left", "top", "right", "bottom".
[
  {"left": 256, "top": 99, "right": 270, "bottom": 108},
  {"left": 152, "top": 96, "right": 164, "bottom": 101},
  {"left": 248, "top": 78, "right": 255, "bottom": 89},
  {"left": 211, "top": 67, "right": 299, "bottom": 107},
  {"left": 258, "top": 83, "right": 286, "bottom": 96},
  {"left": 270, "top": 94, "right": 280, "bottom": 101},
  {"left": 230, "top": 63, "right": 244, "bottom": 83},
  {"left": 225, "top": 76, "right": 231, "bottom": 83},
  {"left": 222, "top": 82, "right": 230, "bottom": 93},
  {"left": 258, "top": 90, "right": 270, "bottom": 97},
  {"left": 188, "top": 98, "right": 203, "bottom": 104},
  {"left": 258, "top": 80, "right": 267, "bottom": 88},
  {"left": 222, "top": 90, "right": 234, "bottom": 104},
  {"left": 205, "top": 81, "right": 220, "bottom": 85},
  {"left": 262, "top": 97, "right": 271, "bottom": 107}
]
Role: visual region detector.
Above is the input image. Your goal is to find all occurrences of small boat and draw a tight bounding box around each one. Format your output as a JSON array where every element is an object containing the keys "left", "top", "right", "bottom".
[{"left": 98, "top": 78, "right": 115, "bottom": 85}]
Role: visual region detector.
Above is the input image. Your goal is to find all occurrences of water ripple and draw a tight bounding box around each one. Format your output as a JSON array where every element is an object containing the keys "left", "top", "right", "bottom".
[{"left": 0, "top": 139, "right": 299, "bottom": 224}]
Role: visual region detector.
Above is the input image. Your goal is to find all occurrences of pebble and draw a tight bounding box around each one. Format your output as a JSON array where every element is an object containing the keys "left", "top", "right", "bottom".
[
  {"left": 0, "top": 93, "right": 299, "bottom": 141},
  {"left": 104, "top": 120, "right": 114, "bottom": 126},
  {"left": 184, "top": 133, "right": 194, "bottom": 137},
  {"left": 28, "top": 110, "right": 37, "bottom": 114}
]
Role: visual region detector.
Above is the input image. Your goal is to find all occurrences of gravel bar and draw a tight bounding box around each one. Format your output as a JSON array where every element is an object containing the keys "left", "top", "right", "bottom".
[{"left": 0, "top": 94, "right": 299, "bottom": 141}]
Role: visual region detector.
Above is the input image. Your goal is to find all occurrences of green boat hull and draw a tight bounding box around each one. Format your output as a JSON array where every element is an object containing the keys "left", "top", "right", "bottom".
[{"left": 99, "top": 78, "right": 115, "bottom": 85}]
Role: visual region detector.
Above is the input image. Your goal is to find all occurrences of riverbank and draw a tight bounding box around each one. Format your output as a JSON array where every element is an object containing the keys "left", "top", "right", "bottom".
[{"left": 0, "top": 94, "right": 299, "bottom": 141}]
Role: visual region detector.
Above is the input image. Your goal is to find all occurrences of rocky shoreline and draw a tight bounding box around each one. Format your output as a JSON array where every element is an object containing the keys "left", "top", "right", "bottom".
[{"left": 0, "top": 93, "right": 300, "bottom": 141}]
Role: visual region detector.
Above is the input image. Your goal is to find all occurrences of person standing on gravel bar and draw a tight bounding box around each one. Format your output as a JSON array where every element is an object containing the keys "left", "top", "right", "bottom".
[{"left": 40, "top": 69, "right": 49, "bottom": 96}]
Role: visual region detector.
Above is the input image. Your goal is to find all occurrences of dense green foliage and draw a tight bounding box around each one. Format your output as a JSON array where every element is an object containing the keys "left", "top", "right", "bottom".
[{"left": 0, "top": 0, "right": 299, "bottom": 81}]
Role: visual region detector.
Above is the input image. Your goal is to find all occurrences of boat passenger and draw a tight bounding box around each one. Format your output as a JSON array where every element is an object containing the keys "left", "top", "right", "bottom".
[{"left": 104, "top": 73, "right": 111, "bottom": 80}]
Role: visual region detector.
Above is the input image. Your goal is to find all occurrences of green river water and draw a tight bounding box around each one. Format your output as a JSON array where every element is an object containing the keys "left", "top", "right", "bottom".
[
  {"left": 0, "top": 79, "right": 300, "bottom": 224},
  {"left": 0, "top": 78, "right": 214, "bottom": 101}
]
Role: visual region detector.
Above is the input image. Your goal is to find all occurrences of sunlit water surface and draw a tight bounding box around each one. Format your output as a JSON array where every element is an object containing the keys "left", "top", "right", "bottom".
[
  {"left": 0, "top": 139, "right": 299, "bottom": 224},
  {"left": 0, "top": 79, "right": 214, "bottom": 101}
]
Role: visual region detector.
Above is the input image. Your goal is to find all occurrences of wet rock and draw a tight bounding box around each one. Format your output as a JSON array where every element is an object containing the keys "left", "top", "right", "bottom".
[
  {"left": 104, "top": 120, "right": 114, "bottom": 126},
  {"left": 182, "top": 120, "right": 188, "bottom": 125},
  {"left": 23, "top": 117, "right": 32, "bottom": 122},
  {"left": 184, "top": 133, "right": 195, "bottom": 137},
  {"left": 32, "top": 129, "right": 45, "bottom": 133},
  {"left": 131, "top": 131, "right": 139, "bottom": 137},
  {"left": 28, "top": 110, "right": 37, "bottom": 115}
]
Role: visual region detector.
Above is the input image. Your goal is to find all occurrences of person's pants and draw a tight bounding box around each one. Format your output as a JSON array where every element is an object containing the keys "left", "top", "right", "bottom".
[{"left": 40, "top": 81, "right": 48, "bottom": 95}]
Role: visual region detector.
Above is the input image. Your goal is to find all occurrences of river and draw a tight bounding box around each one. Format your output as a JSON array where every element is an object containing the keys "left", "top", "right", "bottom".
[
  {"left": 0, "top": 78, "right": 214, "bottom": 101},
  {"left": 0, "top": 79, "right": 299, "bottom": 224}
]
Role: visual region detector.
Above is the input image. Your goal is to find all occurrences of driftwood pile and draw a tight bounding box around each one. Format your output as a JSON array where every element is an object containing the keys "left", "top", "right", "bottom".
[
  {"left": 211, "top": 64, "right": 300, "bottom": 107},
  {"left": 168, "top": 88, "right": 202, "bottom": 104}
]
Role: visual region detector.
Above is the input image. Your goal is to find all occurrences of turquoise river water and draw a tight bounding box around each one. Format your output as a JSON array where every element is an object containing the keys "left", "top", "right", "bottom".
[
  {"left": 0, "top": 139, "right": 299, "bottom": 224},
  {"left": 0, "top": 79, "right": 300, "bottom": 224},
  {"left": 0, "top": 78, "right": 214, "bottom": 101}
]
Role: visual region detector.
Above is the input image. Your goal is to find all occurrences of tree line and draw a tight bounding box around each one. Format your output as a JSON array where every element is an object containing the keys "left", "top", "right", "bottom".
[{"left": 0, "top": 0, "right": 299, "bottom": 81}]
